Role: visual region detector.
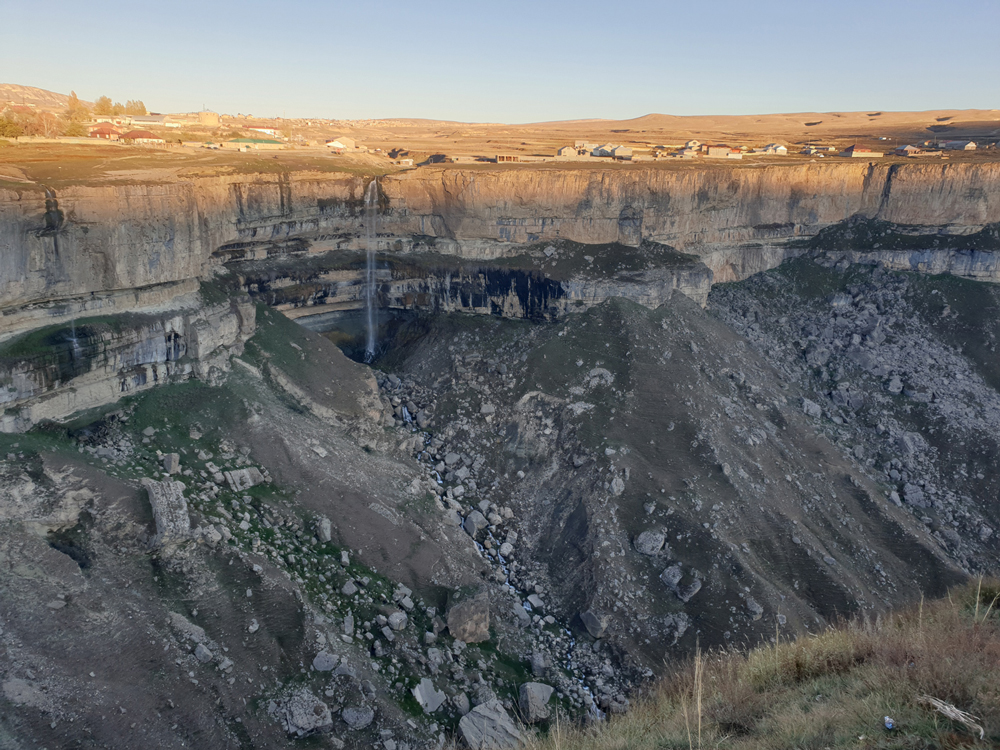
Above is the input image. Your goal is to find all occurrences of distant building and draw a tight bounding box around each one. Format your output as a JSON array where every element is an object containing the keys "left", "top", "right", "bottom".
[
  {"left": 943, "top": 140, "right": 976, "bottom": 150},
  {"left": 754, "top": 143, "right": 788, "bottom": 156},
  {"left": 839, "top": 144, "right": 883, "bottom": 158},
  {"left": 121, "top": 129, "right": 164, "bottom": 144},
  {"left": 222, "top": 137, "right": 283, "bottom": 150},
  {"left": 611, "top": 145, "right": 633, "bottom": 160},
  {"left": 246, "top": 126, "right": 280, "bottom": 137},
  {"left": 894, "top": 144, "right": 927, "bottom": 156},
  {"left": 326, "top": 136, "right": 356, "bottom": 150},
  {"left": 496, "top": 154, "right": 520, "bottom": 162},
  {"left": 679, "top": 148, "right": 699, "bottom": 158},
  {"left": 198, "top": 110, "right": 220, "bottom": 126},
  {"left": 130, "top": 115, "right": 166, "bottom": 127},
  {"left": 557, "top": 145, "right": 579, "bottom": 158},
  {"left": 592, "top": 143, "right": 616, "bottom": 157},
  {"left": 706, "top": 145, "right": 742, "bottom": 159},
  {"left": 396, "top": 158, "right": 414, "bottom": 167},
  {"left": 685, "top": 140, "right": 701, "bottom": 149}
]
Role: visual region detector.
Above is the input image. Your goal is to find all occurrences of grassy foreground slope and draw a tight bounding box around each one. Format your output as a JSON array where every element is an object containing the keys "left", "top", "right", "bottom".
[{"left": 531, "top": 581, "right": 1000, "bottom": 750}]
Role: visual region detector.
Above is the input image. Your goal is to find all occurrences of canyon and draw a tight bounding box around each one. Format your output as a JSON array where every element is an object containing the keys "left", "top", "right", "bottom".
[{"left": 1, "top": 159, "right": 1000, "bottom": 749}]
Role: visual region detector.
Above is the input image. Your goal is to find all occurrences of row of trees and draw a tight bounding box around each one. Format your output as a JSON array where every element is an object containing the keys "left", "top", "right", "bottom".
[
  {"left": 92, "top": 95, "right": 147, "bottom": 116},
  {"left": 0, "top": 90, "right": 150, "bottom": 140},
  {"left": 0, "top": 111, "right": 89, "bottom": 138}
]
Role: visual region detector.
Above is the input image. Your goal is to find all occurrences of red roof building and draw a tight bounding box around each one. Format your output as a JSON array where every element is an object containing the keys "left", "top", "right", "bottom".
[{"left": 89, "top": 124, "right": 121, "bottom": 140}]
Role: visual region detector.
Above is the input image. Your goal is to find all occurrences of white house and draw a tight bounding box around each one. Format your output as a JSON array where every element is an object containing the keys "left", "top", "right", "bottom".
[
  {"left": 326, "top": 137, "right": 356, "bottom": 152},
  {"left": 611, "top": 145, "right": 633, "bottom": 160},
  {"left": 943, "top": 140, "right": 976, "bottom": 150}
]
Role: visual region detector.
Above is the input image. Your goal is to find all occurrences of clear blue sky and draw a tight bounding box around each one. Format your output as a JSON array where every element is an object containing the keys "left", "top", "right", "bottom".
[{"left": 2, "top": 0, "right": 997, "bottom": 122}]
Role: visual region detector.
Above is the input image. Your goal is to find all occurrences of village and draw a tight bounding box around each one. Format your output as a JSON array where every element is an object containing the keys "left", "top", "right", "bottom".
[
  {"left": 73, "top": 112, "right": 986, "bottom": 165},
  {"left": 0, "top": 87, "right": 993, "bottom": 171}
]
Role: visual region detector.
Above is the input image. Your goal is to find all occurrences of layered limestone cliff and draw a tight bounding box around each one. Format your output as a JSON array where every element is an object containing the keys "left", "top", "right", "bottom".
[
  {"left": 3, "top": 162, "right": 999, "bottom": 337},
  {"left": 242, "top": 253, "right": 715, "bottom": 322},
  {"left": 0, "top": 298, "right": 255, "bottom": 432}
]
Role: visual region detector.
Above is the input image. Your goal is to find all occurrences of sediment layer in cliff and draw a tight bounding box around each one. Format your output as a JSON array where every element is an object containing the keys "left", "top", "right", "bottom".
[{"left": 2, "top": 161, "right": 998, "bottom": 337}]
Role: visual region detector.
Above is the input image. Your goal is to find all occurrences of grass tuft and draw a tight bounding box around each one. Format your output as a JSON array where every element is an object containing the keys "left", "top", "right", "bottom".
[{"left": 525, "top": 580, "right": 1000, "bottom": 749}]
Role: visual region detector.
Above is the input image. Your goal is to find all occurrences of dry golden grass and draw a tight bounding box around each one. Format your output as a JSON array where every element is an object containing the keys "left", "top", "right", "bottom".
[{"left": 528, "top": 580, "right": 1000, "bottom": 749}]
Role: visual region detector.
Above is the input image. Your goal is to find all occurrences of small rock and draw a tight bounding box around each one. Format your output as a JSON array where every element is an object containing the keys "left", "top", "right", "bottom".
[
  {"left": 313, "top": 651, "right": 338, "bottom": 672},
  {"left": 633, "top": 529, "right": 667, "bottom": 556},
  {"left": 802, "top": 398, "right": 822, "bottom": 418},
  {"left": 161, "top": 453, "right": 181, "bottom": 474},
  {"left": 342, "top": 705, "right": 374, "bottom": 730},
  {"left": 411, "top": 678, "right": 446, "bottom": 713},
  {"left": 388, "top": 612, "right": 408, "bottom": 631},
  {"left": 317, "top": 517, "right": 332, "bottom": 543}
]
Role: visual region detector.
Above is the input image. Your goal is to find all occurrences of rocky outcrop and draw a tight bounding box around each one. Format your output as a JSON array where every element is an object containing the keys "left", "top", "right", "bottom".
[
  {"left": 0, "top": 298, "right": 255, "bottom": 432},
  {"left": 3, "top": 162, "right": 998, "bottom": 336},
  {"left": 143, "top": 478, "right": 190, "bottom": 549}
]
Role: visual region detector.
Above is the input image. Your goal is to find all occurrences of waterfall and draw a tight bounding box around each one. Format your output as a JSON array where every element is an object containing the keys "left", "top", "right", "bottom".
[
  {"left": 363, "top": 179, "right": 378, "bottom": 363},
  {"left": 68, "top": 319, "right": 82, "bottom": 363}
]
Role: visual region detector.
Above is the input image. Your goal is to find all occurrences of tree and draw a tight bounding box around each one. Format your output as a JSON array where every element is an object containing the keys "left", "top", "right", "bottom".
[
  {"left": 111, "top": 102, "right": 125, "bottom": 116},
  {"left": 64, "top": 90, "right": 89, "bottom": 122},
  {"left": 34, "top": 111, "right": 63, "bottom": 137},
  {"left": 125, "top": 100, "right": 147, "bottom": 115},
  {"left": 64, "top": 121, "right": 86, "bottom": 137},
  {"left": 94, "top": 96, "right": 113, "bottom": 116},
  {"left": 0, "top": 118, "right": 23, "bottom": 139}
]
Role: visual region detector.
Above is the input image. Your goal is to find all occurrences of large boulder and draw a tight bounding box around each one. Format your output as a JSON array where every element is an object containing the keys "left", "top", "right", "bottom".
[
  {"left": 458, "top": 699, "right": 523, "bottom": 748},
  {"left": 273, "top": 688, "right": 333, "bottom": 737},
  {"left": 464, "top": 510, "right": 489, "bottom": 538},
  {"left": 579, "top": 609, "right": 608, "bottom": 638},
  {"left": 518, "top": 682, "right": 554, "bottom": 723},
  {"left": 448, "top": 594, "right": 490, "bottom": 643}
]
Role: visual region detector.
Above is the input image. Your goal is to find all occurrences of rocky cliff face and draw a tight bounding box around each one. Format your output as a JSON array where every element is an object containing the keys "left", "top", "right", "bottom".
[
  {"left": 3, "top": 162, "right": 999, "bottom": 337},
  {"left": 0, "top": 298, "right": 255, "bottom": 432}
]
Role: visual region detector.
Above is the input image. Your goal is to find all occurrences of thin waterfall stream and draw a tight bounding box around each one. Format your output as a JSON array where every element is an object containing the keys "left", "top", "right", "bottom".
[{"left": 363, "top": 178, "right": 378, "bottom": 363}]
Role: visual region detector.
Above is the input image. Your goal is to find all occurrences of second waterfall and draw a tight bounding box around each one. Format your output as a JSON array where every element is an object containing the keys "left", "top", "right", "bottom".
[{"left": 363, "top": 178, "right": 378, "bottom": 363}]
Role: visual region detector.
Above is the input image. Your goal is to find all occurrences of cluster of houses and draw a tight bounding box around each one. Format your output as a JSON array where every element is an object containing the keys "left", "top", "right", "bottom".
[
  {"left": 839, "top": 140, "right": 978, "bottom": 158},
  {"left": 88, "top": 123, "right": 165, "bottom": 144},
  {"left": 91, "top": 111, "right": 220, "bottom": 129},
  {"left": 547, "top": 139, "right": 786, "bottom": 162},
  {"left": 541, "top": 137, "right": 982, "bottom": 163}
]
